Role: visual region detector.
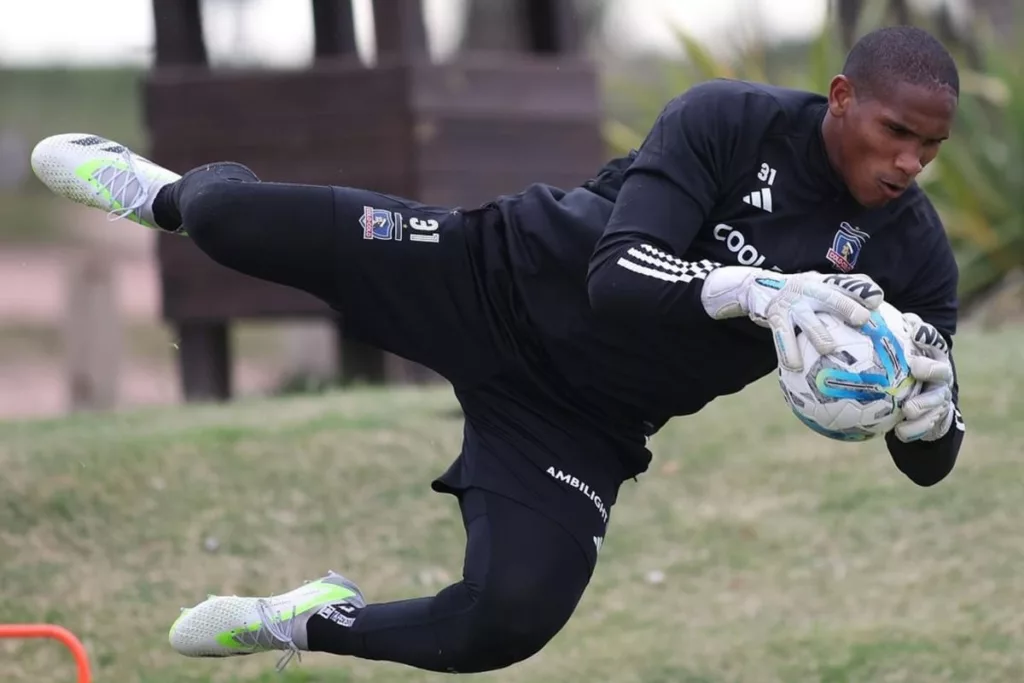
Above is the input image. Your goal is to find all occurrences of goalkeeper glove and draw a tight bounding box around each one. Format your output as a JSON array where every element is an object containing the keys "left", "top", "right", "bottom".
[
  {"left": 894, "top": 313, "right": 956, "bottom": 442},
  {"left": 700, "top": 267, "right": 885, "bottom": 372}
]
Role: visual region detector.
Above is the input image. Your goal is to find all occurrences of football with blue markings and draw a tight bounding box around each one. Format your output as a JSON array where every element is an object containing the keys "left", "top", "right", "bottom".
[{"left": 778, "top": 301, "right": 923, "bottom": 442}]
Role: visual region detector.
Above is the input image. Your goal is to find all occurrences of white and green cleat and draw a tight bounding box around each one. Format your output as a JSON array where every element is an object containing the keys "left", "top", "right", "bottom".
[
  {"left": 30, "top": 133, "right": 181, "bottom": 229},
  {"left": 169, "top": 571, "right": 365, "bottom": 670}
]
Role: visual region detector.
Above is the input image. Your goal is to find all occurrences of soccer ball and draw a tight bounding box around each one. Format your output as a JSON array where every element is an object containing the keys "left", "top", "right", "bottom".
[{"left": 778, "top": 300, "right": 922, "bottom": 442}]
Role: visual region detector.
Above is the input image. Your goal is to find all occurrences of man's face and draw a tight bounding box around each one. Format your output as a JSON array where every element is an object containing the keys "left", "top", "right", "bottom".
[{"left": 828, "top": 75, "right": 957, "bottom": 208}]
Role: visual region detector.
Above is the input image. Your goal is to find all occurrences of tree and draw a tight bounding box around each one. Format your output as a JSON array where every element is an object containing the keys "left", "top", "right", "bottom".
[{"left": 458, "top": 0, "right": 610, "bottom": 54}]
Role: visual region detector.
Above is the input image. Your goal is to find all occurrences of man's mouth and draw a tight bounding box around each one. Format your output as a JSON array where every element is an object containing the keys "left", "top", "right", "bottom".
[{"left": 878, "top": 179, "right": 906, "bottom": 197}]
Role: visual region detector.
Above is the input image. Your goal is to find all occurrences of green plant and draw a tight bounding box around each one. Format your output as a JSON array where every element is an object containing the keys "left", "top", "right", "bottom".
[
  {"left": 602, "top": 21, "right": 847, "bottom": 155},
  {"left": 920, "top": 42, "right": 1024, "bottom": 303}
]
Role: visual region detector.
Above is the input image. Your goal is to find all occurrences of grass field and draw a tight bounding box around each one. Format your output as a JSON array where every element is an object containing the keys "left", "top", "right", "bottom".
[{"left": 1, "top": 324, "right": 1023, "bottom": 683}]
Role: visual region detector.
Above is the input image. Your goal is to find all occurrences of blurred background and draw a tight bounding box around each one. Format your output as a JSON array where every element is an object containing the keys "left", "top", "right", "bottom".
[
  {"left": 2, "top": 0, "right": 1020, "bottom": 420},
  {"left": 3, "top": 3, "right": 1024, "bottom": 683}
]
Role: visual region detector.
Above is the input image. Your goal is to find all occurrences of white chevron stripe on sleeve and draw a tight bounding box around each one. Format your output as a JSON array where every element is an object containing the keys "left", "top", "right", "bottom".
[
  {"left": 616, "top": 244, "right": 719, "bottom": 284},
  {"left": 616, "top": 257, "right": 684, "bottom": 282}
]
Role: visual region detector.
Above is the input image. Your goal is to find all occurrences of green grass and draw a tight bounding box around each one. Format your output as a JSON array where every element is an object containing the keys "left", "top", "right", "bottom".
[{"left": 1, "top": 323, "right": 1023, "bottom": 683}]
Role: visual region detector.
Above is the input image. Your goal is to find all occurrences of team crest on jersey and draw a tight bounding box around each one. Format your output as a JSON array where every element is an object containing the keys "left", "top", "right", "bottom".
[
  {"left": 826, "top": 222, "right": 869, "bottom": 272},
  {"left": 361, "top": 206, "right": 399, "bottom": 240},
  {"left": 359, "top": 206, "right": 442, "bottom": 243}
]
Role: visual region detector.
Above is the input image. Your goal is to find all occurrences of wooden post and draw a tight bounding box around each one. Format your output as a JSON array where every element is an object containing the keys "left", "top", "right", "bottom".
[
  {"left": 372, "top": 0, "right": 430, "bottom": 57},
  {"left": 312, "top": 0, "right": 359, "bottom": 59},
  {"left": 175, "top": 321, "right": 232, "bottom": 401},
  {"left": 523, "top": 0, "right": 581, "bottom": 53},
  {"left": 64, "top": 249, "right": 121, "bottom": 412},
  {"left": 151, "top": 0, "right": 207, "bottom": 66}
]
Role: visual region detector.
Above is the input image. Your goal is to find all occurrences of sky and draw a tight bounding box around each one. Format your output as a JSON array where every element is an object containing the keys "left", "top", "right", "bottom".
[{"left": 0, "top": 0, "right": 836, "bottom": 67}]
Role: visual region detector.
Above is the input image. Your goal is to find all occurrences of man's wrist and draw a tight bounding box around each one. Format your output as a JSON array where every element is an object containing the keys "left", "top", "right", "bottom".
[{"left": 700, "top": 266, "right": 773, "bottom": 319}]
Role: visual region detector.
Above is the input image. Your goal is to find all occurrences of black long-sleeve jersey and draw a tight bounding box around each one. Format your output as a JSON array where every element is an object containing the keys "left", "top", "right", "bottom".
[{"left": 487, "top": 78, "right": 964, "bottom": 485}]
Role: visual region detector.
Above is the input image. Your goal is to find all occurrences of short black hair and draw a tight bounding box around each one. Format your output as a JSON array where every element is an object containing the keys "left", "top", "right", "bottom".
[{"left": 843, "top": 26, "right": 959, "bottom": 99}]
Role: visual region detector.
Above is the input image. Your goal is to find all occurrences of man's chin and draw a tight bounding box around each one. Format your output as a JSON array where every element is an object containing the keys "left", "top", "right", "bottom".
[{"left": 852, "top": 186, "right": 892, "bottom": 209}]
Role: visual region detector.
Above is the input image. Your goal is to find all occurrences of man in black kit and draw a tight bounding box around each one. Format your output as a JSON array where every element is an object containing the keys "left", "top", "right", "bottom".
[{"left": 32, "top": 24, "right": 966, "bottom": 676}]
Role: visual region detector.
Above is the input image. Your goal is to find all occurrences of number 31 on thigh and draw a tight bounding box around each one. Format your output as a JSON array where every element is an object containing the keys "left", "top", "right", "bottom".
[{"left": 407, "top": 216, "right": 440, "bottom": 244}]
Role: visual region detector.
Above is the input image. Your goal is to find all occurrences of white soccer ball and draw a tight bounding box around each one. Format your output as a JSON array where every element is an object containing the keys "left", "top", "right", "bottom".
[{"left": 778, "top": 300, "right": 922, "bottom": 442}]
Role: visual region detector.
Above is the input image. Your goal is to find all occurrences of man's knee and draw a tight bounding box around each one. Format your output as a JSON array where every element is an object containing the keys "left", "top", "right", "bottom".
[
  {"left": 177, "top": 163, "right": 259, "bottom": 240},
  {"left": 445, "top": 602, "right": 569, "bottom": 672},
  {"left": 441, "top": 567, "right": 585, "bottom": 673}
]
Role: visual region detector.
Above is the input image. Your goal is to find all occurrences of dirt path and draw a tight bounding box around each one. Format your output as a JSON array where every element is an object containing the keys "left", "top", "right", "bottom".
[
  {"left": 0, "top": 247, "right": 158, "bottom": 322},
  {"left": 0, "top": 207, "right": 286, "bottom": 421}
]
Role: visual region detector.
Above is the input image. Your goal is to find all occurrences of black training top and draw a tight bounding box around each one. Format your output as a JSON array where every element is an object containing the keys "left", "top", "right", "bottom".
[{"left": 487, "top": 78, "right": 964, "bottom": 483}]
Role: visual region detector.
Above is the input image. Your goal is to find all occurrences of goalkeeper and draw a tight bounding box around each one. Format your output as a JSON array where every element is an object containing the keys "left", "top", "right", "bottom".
[{"left": 31, "top": 25, "right": 964, "bottom": 676}]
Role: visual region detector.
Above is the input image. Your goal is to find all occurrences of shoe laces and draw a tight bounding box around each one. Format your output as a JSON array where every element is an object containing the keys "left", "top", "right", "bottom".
[
  {"left": 100, "top": 150, "right": 151, "bottom": 222},
  {"left": 253, "top": 599, "right": 302, "bottom": 672}
]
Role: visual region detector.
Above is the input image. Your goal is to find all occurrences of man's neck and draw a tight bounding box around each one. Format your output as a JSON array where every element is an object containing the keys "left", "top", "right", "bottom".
[{"left": 820, "top": 112, "right": 845, "bottom": 179}]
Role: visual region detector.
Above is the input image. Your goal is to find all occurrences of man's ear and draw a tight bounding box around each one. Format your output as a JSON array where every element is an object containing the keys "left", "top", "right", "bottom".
[{"left": 828, "top": 75, "right": 855, "bottom": 117}]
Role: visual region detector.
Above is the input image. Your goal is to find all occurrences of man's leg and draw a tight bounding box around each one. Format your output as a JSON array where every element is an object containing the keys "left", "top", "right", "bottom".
[
  {"left": 305, "top": 488, "right": 591, "bottom": 673},
  {"left": 152, "top": 161, "right": 346, "bottom": 306},
  {"left": 302, "top": 377, "right": 625, "bottom": 673},
  {"left": 168, "top": 486, "right": 592, "bottom": 674},
  {"left": 152, "top": 163, "right": 512, "bottom": 383},
  {"left": 30, "top": 134, "right": 511, "bottom": 385}
]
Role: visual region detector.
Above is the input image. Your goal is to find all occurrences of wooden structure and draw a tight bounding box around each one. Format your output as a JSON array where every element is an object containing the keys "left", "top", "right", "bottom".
[{"left": 144, "top": 0, "right": 605, "bottom": 401}]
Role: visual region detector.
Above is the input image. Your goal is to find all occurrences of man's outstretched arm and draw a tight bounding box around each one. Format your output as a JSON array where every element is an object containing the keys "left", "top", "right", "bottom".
[
  {"left": 885, "top": 206, "right": 966, "bottom": 486},
  {"left": 585, "top": 81, "right": 885, "bottom": 373},
  {"left": 885, "top": 342, "right": 965, "bottom": 486}
]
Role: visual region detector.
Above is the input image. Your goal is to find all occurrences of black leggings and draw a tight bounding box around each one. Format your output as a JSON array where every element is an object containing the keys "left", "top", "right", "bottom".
[
  {"left": 155, "top": 161, "right": 513, "bottom": 386},
  {"left": 154, "top": 162, "right": 347, "bottom": 308},
  {"left": 308, "top": 488, "right": 590, "bottom": 673},
  {"left": 152, "top": 164, "right": 594, "bottom": 673}
]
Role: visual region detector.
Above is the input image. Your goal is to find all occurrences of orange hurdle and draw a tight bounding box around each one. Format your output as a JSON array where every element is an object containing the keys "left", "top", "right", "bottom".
[{"left": 0, "top": 624, "right": 92, "bottom": 683}]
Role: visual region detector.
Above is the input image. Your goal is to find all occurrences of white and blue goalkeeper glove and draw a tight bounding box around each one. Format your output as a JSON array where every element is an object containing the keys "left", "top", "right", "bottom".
[
  {"left": 700, "top": 266, "right": 885, "bottom": 372},
  {"left": 894, "top": 313, "right": 956, "bottom": 443}
]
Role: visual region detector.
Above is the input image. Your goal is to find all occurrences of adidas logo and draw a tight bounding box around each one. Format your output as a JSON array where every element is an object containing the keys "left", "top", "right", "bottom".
[
  {"left": 593, "top": 536, "right": 604, "bottom": 554},
  {"left": 742, "top": 188, "right": 773, "bottom": 212}
]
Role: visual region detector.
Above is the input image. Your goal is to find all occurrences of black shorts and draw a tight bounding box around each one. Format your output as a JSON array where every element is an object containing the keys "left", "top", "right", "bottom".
[
  {"left": 328, "top": 188, "right": 514, "bottom": 387},
  {"left": 329, "top": 187, "right": 629, "bottom": 568}
]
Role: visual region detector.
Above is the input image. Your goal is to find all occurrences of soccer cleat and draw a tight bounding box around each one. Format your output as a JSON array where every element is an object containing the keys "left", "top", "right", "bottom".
[
  {"left": 169, "top": 571, "right": 365, "bottom": 671},
  {"left": 30, "top": 133, "right": 181, "bottom": 229}
]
